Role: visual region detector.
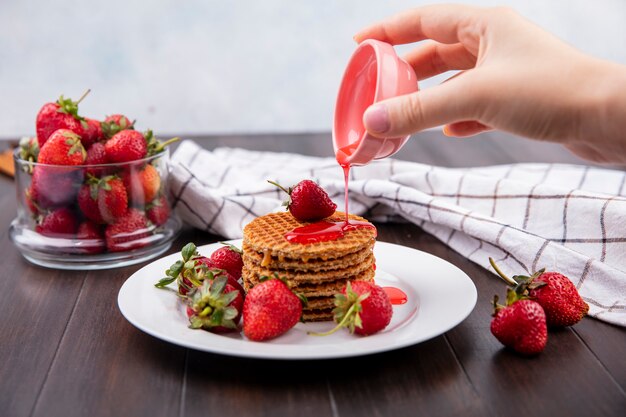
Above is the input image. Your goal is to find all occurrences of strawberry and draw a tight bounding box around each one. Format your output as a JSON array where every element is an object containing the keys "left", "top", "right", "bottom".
[
  {"left": 144, "top": 130, "right": 180, "bottom": 157},
  {"left": 490, "top": 290, "right": 548, "bottom": 355},
  {"left": 489, "top": 258, "right": 589, "bottom": 327},
  {"left": 35, "top": 91, "right": 90, "bottom": 147},
  {"left": 243, "top": 277, "right": 304, "bottom": 341},
  {"left": 96, "top": 176, "right": 128, "bottom": 224},
  {"left": 77, "top": 182, "right": 105, "bottom": 224},
  {"left": 105, "top": 130, "right": 147, "bottom": 163},
  {"left": 24, "top": 187, "right": 40, "bottom": 216},
  {"left": 312, "top": 280, "right": 392, "bottom": 337},
  {"left": 101, "top": 114, "right": 134, "bottom": 139},
  {"left": 80, "top": 118, "right": 103, "bottom": 148},
  {"left": 185, "top": 274, "right": 244, "bottom": 333},
  {"left": 269, "top": 179, "right": 337, "bottom": 222},
  {"left": 104, "top": 208, "right": 151, "bottom": 252},
  {"left": 36, "top": 207, "right": 79, "bottom": 237},
  {"left": 30, "top": 164, "right": 80, "bottom": 208},
  {"left": 84, "top": 142, "right": 110, "bottom": 177},
  {"left": 210, "top": 243, "right": 244, "bottom": 279},
  {"left": 155, "top": 242, "right": 244, "bottom": 298},
  {"left": 123, "top": 163, "right": 161, "bottom": 205},
  {"left": 76, "top": 220, "right": 105, "bottom": 254},
  {"left": 38, "top": 129, "right": 86, "bottom": 166},
  {"left": 146, "top": 195, "right": 170, "bottom": 226},
  {"left": 18, "top": 136, "right": 39, "bottom": 168}
]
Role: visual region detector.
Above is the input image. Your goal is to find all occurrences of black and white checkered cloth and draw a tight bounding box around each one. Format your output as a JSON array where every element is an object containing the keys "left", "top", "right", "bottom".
[{"left": 170, "top": 140, "right": 626, "bottom": 327}]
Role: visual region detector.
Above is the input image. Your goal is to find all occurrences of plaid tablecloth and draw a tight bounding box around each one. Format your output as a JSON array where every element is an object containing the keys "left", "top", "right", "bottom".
[{"left": 170, "top": 140, "right": 626, "bottom": 327}]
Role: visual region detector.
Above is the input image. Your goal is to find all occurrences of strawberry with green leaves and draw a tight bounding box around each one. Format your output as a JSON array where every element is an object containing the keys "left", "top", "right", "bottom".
[
  {"left": 146, "top": 195, "right": 170, "bottom": 226},
  {"left": 155, "top": 242, "right": 244, "bottom": 298},
  {"left": 243, "top": 276, "right": 306, "bottom": 341},
  {"left": 185, "top": 273, "right": 244, "bottom": 333},
  {"left": 490, "top": 289, "right": 548, "bottom": 355},
  {"left": 104, "top": 208, "right": 151, "bottom": 252},
  {"left": 35, "top": 91, "right": 90, "bottom": 147},
  {"left": 210, "top": 242, "right": 244, "bottom": 279},
  {"left": 489, "top": 258, "right": 589, "bottom": 327},
  {"left": 312, "top": 280, "right": 392, "bottom": 337},
  {"left": 36, "top": 207, "right": 79, "bottom": 237},
  {"left": 105, "top": 129, "right": 179, "bottom": 163},
  {"left": 269, "top": 179, "right": 337, "bottom": 222},
  {"left": 101, "top": 114, "right": 134, "bottom": 139},
  {"left": 38, "top": 129, "right": 86, "bottom": 166},
  {"left": 97, "top": 176, "right": 129, "bottom": 224}
]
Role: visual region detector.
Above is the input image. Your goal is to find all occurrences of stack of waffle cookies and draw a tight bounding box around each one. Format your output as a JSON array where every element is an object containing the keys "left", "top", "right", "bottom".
[{"left": 242, "top": 211, "right": 376, "bottom": 322}]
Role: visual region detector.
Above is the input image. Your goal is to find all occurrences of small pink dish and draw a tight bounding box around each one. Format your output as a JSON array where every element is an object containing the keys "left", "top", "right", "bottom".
[{"left": 333, "top": 39, "right": 418, "bottom": 166}]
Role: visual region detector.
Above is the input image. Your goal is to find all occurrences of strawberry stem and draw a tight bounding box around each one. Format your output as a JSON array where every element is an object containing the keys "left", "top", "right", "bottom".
[
  {"left": 154, "top": 137, "right": 180, "bottom": 152},
  {"left": 488, "top": 257, "right": 518, "bottom": 286},
  {"left": 76, "top": 89, "right": 91, "bottom": 105},
  {"left": 267, "top": 180, "right": 290, "bottom": 195},
  {"left": 308, "top": 303, "right": 358, "bottom": 337}
]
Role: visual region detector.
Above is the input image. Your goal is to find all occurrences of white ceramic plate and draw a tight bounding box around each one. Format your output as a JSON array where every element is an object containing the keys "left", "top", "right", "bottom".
[{"left": 118, "top": 240, "right": 477, "bottom": 360}]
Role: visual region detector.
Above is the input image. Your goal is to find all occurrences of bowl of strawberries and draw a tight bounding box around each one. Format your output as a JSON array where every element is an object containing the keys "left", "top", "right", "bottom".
[{"left": 10, "top": 91, "right": 182, "bottom": 270}]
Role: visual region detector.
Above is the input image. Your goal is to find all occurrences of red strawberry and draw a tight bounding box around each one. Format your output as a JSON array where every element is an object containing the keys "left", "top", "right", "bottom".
[
  {"left": 101, "top": 114, "right": 134, "bottom": 139},
  {"left": 104, "top": 208, "right": 151, "bottom": 252},
  {"left": 105, "top": 130, "right": 147, "bottom": 163},
  {"left": 77, "top": 182, "right": 105, "bottom": 224},
  {"left": 243, "top": 278, "right": 304, "bottom": 341},
  {"left": 36, "top": 207, "right": 79, "bottom": 237},
  {"left": 313, "top": 280, "right": 392, "bottom": 337},
  {"left": 80, "top": 118, "right": 103, "bottom": 148},
  {"left": 123, "top": 163, "right": 161, "bottom": 205},
  {"left": 84, "top": 142, "right": 110, "bottom": 177},
  {"left": 96, "top": 176, "right": 128, "bottom": 224},
  {"left": 185, "top": 274, "right": 244, "bottom": 333},
  {"left": 38, "top": 129, "right": 86, "bottom": 166},
  {"left": 489, "top": 258, "right": 589, "bottom": 328},
  {"left": 196, "top": 256, "right": 245, "bottom": 296},
  {"left": 155, "top": 242, "right": 245, "bottom": 299},
  {"left": 76, "top": 220, "right": 105, "bottom": 254},
  {"left": 528, "top": 272, "right": 589, "bottom": 327},
  {"left": 490, "top": 291, "right": 548, "bottom": 355},
  {"left": 30, "top": 164, "right": 80, "bottom": 208},
  {"left": 146, "top": 195, "right": 170, "bottom": 226},
  {"left": 24, "top": 187, "right": 40, "bottom": 216},
  {"left": 35, "top": 91, "right": 90, "bottom": 147},
  {"left": 210, "top": 243, "right": 244, "bottom": 279},
  {"left": 269, "top": 179, "right": 337, "bottom": 222}
]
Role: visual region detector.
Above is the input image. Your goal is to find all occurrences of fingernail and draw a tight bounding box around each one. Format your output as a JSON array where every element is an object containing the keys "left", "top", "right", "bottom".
[
  {"left": 364, "top": 105, "right": 390, "bottom": 134},
  {"left": 442, "top": 125, "right": 452, "bottom": 136}
]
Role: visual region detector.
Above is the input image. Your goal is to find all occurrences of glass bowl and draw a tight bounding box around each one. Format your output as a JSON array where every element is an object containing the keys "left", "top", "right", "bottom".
[{"left": 10, "top": 148, "right": 181, "bottom": 270}]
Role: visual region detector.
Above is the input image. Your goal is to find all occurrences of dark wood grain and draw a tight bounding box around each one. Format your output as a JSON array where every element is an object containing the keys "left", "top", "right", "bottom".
[{"left": 0, "top": 132, "right": 624, "bottom": 417}]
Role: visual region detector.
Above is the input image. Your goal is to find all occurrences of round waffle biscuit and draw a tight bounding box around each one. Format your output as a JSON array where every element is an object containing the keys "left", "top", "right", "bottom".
[
  {"left": 243, "top": 211, "right": 376, "bottom": 260},
  {"left": 243, "top": 242, "right": 374, "bottom": 272},
  {"left": 242, "top": 266, "right": 375, "bottom": 298},
  {"left": 243, "top": 253, "right": 375, "bottom": 283}
]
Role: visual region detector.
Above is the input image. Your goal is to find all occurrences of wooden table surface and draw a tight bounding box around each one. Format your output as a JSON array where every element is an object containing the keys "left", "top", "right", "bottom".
[{"left": 1, "top": 131, "right": 625, "bottom": 417}]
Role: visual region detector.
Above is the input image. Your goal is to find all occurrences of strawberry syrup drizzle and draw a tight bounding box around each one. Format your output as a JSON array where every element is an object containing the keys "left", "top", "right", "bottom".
[
  {"left": 284, "top": 140, "right": 409, "bottom": 304},
  {"left": 383, "top": 287, "right": 408, "bottom": 305},
  {"left": 284, "top": 161, "right": 376, "bottom": 244}
]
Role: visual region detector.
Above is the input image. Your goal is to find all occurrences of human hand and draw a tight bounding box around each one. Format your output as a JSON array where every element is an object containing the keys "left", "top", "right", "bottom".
[{"left": 355, "top": 4, "right": 626, "bottom": 163}]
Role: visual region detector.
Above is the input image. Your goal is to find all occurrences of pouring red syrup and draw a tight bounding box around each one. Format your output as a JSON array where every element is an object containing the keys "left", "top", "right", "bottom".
[{"left": 284, "top": 151, "right": 375, "bottom": 244}]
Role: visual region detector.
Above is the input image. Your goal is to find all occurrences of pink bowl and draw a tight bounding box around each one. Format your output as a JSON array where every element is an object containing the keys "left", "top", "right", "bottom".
[{"left": 333, "top": 39, "right": 418, "bottom": 166}]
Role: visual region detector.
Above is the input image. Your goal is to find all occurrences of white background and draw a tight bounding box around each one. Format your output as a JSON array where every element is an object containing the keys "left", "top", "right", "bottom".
[{"left": 1, "top": 0, "right": 625, "bottom": 138}]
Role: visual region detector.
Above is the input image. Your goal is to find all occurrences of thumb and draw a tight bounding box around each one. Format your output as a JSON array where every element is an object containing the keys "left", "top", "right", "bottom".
[{"left": 363, "top": 75, "right": 481, "bottom": 138}]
